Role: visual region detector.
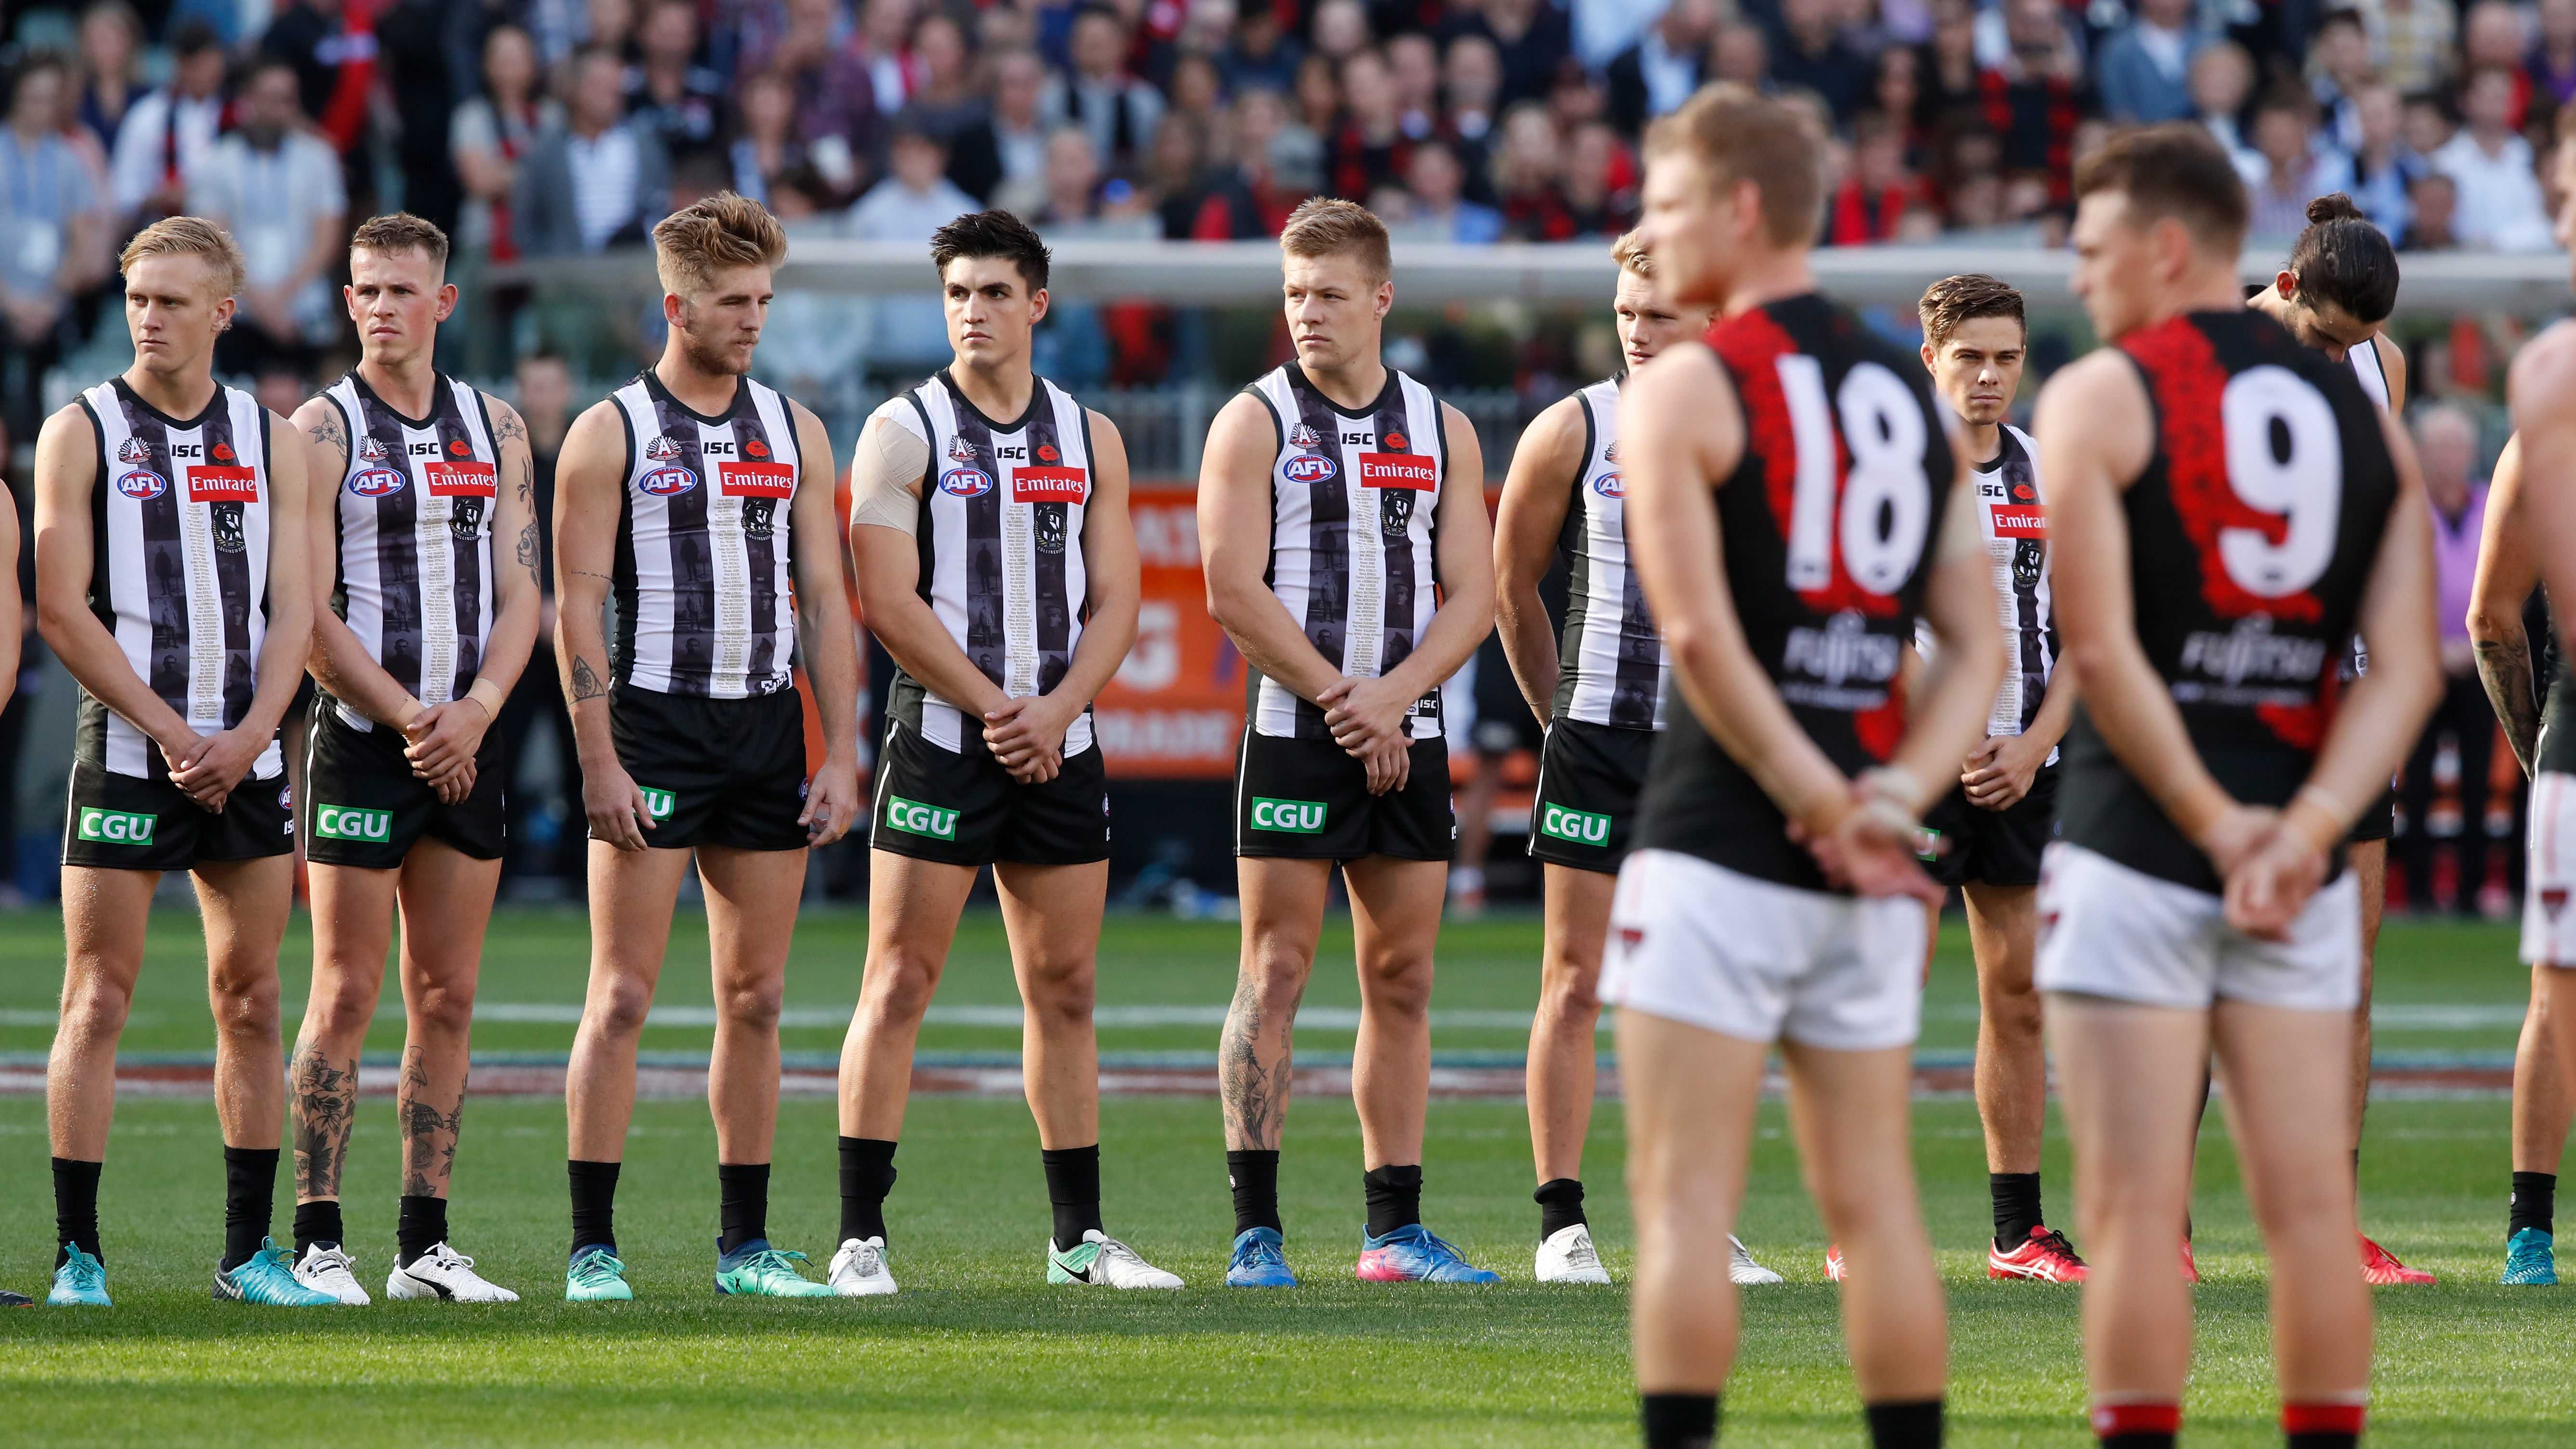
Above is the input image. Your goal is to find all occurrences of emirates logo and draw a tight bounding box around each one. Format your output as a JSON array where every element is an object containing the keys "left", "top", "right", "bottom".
[{"left": 644, "top": 434, "right": 685, "bottom": 462}]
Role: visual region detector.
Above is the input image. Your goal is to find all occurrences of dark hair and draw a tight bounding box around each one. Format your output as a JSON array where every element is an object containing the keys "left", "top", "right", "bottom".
[
  {"left": 930, "top": 209, "right": 1052, "bottom": 292},
  {"left": 2073, "top": 121, "right": 2249, "bottom": 252},
  {"left": 2315, "top": 7, "right": 2366, "bottom": 36},
  {"left": 350, "top": 211, "right": 452, "bottom": 270},
  {"left": 169, "top": 17, "right": 221, "bottom": 56},
  {"left": 2283, "top": 192, "right": 2398, "bottom": 324},
  {"left": 1918, "top": 272, "right": 2026, "bottom": 344}
]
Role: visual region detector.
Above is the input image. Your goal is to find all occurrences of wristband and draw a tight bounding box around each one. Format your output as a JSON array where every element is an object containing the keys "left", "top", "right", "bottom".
[
  {"left": 1856, "top": 764, "right": 1930, "bottom": 820},
  {"left": 2286, "top": 784, "right": 2353, "bottom": 853},
  {"left": 466, "top": 678, "right": 508, "bottom": 717},
  {"left": 394, "top": 698, "right": 425, "bottom": 730}
]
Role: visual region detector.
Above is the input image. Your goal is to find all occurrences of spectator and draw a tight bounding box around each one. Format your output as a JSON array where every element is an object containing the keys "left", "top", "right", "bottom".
[
  {"left": 1560, "top": 119, "right": 1637, "bottom": 236},
  {"left": 1387, "top": 136, "right": 1504, "bottom": 241},
  {"left": 1294, "top": 52, "right": 1343, "bottom": 137},
  {"left": 71, "top": 2, "right": 141, "bottom": 158},
  {"left": 1466, "top": 0, "right": 1574, "bottom": 108},
  {"left": 1313, "top": 0, "right": 1374, "bottom": 63},
  {"left": 513, "top": 47, "right": 672, "bottom": 257},
  {"left": 1187, "top": 86, "right": 1314, "bottom": 237},
  {"left": 1771, "top": 0, "right": 1873, "bottom": 121},
  {"left": 2348, "top": 84, "right": 2416, "bottom": 235},
  {"left": 1045, "top": 5, "right": 1167, "bottom": 172},
  {"left": 453, "top": 24, "right": 556, "bottom": 268},
  {"left": 1605, "top": 0, "right": 1715, "bottom": 137},
  {"left": 2097, "top": 0, "right": 2202, "bottom": 124},
  {"left": 587, "top": 0, "right": 641, "bottom": 63},
  {"left": 2193, "top": 40, "right": 2262, "bottom": 170},
  {"left": 738, "top": 0, "right": 878, "bottom": 205},
  {"left": 1708, "top": 20, "right": 1771, "bottom": 91},
  {"left": 1388, "top": 33, "right": 1441, "bottom": 139},
  {"left": 1493, "top": 101, "right": 1574, "bottom": 239},
  {"left": 258, "top": 0, "right": 376, "bottom": 165},
  {"left": 0, "top": 56, "right": 104, "bottom": 443},
  {"left": 899, "top": 12, "right": 988, "bottom": 147},
  {"left": 1219, "top": 4, "right": 1304, "bottom": 93},
  {"left": 628, "top": 0, "right": 727, "bottom": 170},
  {"left": 848, "top": 120, "right": 978, "bottom": 376},
  {"left": 1442, "top": 34, "right": 1504, "bottom": 199},
  {"left": 859, "top": 0, "right": 918, "bottom": 117},
  {"left": 956, "top": 49, "right": 1053, "bottom": 212},
  {"left": 1169, "top": 53, "right": 1229, "bottom": 138},
  {"left": 2402, "top": 168, "right": 2460, "bottom": 245},
  {"left": 1325, "top": 50, "right": 1412, "bottom": 200},
  {"left": 1873, "top": 45, "right": 1925, "bottom": 154},
  {"left": 2357, "top": 0, "right": 2458, "bottom": 94},
  {"left": 1981, "top": 0, "right": 2095, "bottom": 202},
  {"left": 377, "top": 0, "right": 466, "bottom": 236},
  {"left": 2307, "top": 8, "right": 2374, "bottom": 153},
  {"left": 1035, "top": 124, "right": 1108, "bottom": 230},
  {"left": 2459, "top": 0, "right": 2534, "bottom": 128},
  {"left": 1828, "top": 110, "right": 1917, "bottom": 243},
  {"left": 728, "top": 69, "right": 807, "bottom": 207},
  {"left": 2403, "top": 86, "right": 2458, "bottom": 155},
  {"left": 190, "top": 60, "right": 347, "bottom": 377},
  {"left": 1141, "top": 114, "right": 1209, "bottom": 231},
  {"left": 1918, "top": 0, "right": 1984, "bottom": 126},
  {"left": 2431, "top": 67, "right": 2554, "bottom": 249},
  {"left": 2399, "top": 402, "right": 2497, "bottom": 916},
  {"left": 106, "top": 18, "right": 225, "bottom": 225},
  {"left": 2533, "top": 0, "right": 2576, "bottom": 111},
  {"left": 2243, "top": 91, "right": 2356, "bottom": 248}
]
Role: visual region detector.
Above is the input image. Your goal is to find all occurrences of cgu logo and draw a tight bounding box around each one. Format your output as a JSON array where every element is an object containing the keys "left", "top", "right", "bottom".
[
  {"left": 1539, "top": 805, "right": 1612, "bottom": 845},
  {"left": 1249, "top": 797, "right": 1327, "bottom": 833},
  {"left": 885, "top": 794, "right": 958, "bottom": 839},
  {"left": 76, "top": 808, "right": 155, "bottom": 844},
  {"left": 348, "top": 467, "right": 407, "bottom": 498},
  {"left": 1282, "top": 454, "right": 1337, "bottom": 484},
  {"left": 1592, "top": 471, "right": 1624, "bottom": 499},
  {"left": 313, "top": 805, "right": 393, "bottom": 841},
  {"left": 639, "top": 788, "right": 676, "bottom": 820}
]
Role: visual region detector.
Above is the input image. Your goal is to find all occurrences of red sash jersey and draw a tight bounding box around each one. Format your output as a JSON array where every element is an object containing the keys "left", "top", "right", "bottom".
[
  {"left": 2055, "top": 308, "right": 2399, "bottom": 893},
  {"left": 1632, "top": 293, "right": 1957, "bottom": 892}
]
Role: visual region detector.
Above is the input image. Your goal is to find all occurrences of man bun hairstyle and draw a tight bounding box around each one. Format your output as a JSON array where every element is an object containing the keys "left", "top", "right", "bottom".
[
  {"left": 350, "top": 211, "right": 452, "bottom": 271},
  {"left": 929, "top": 208, "right": 1052, "bottom": 292},
  {"left": 1642, "top": 82, "right": 1823, "bottom": 248},
  {"left": 1918, "top": 273, "right": 2026, "bottom": 345},
  {"left": 2072, "top": 120, "right": 2249, "bottom": 254},
  {"left": 2283, "top": 192, "right": 2398, "bottom": 325},
  {"left": 119, "top": 215, "right": 247, "bottom": 300},
  {"left": 652, "top": 191, "right": 789, "bottom": 298},
  {"left": 1279, "top": 197, "right": 1393, "bottom": 284},
  {"left": 1610, "top": 227, "right": 1654, "bottom": 275}
]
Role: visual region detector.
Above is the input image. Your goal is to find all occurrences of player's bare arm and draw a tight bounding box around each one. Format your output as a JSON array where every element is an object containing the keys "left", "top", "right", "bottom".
[
  {"left": 2512, "top": 325, "right": 2576, "bottom": 695},
  {"left": 0, "top": 482, "right": 25, "bottom": 716},
  {"left": 553, "top": 400, "right": 653, "bottom": 849},
  {"left": 981, "top": 410, "right": 1141, "bottom": 781},
  {"left": 1899, "top": 456, "right": 2013, "bottom": 814},
  {"left": 1962, "top": 654, "right": 2078, "bottom": 811},
  {"left": 172, "top": 408, "right": 311, "bottom": 811},
  {"left": 402, "top": 397, "right": 542, "bottom": 797},
  {"left": 2375, "top": 332, "right": 2410, "bottom": 412},
  {"left": 294, "top": 394, "right": 421, "bottom": 726},
  {"left": 850, "top": 416, "right": 1016, "bottom": 721},
  {"left": 786, "top": 401, "right": 860, "bottom": 844},
  {"left": 1492, "top": 394, "right": 1588, "bottom": 724},
  {"left": 2469, "top": 434, "right": 2542, "bottom": 775}
]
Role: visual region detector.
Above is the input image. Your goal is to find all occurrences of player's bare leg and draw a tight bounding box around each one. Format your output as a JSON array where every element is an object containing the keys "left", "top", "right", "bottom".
[
  {"left": 1530, "top": 864, "right": 1611, "bottom": 1183},
  {"left": 1619, "top": 1009, "right": 1767, "bottom": 1397},
  {"left": 696, "top": 845, "right": 804, "bottom": 1169},
  {"left": 1783, "top": 1040, "right": 1948, "bottom": 1405},
  {"left": 389, "top": 841, "right": 501, "bottom": 1206},
  {"left": 48, "top": 868, "right": 166, "bottom": 1161},
  {"left": 1343, "top": 855, "right": 1443, "bottom": 1171},
  {"left": 841, "top": 853, "right": 982, "bottom": 1143},
  {"left": 195, "top": 858, "right": 297, "bottom": 1156},
  {"left": 2346, "top": 839, "right": 2430, "bottom": 1281},
  {"left": 293, "top": 863, "right": 396, "bottom": 1219},
  {"left": 994, "top": 860, "right": 1111, "bottom": 1151},
  {"left": 2507, "top": 968, "right": 2576, "bottom": 1280},
  {"left": 1220, "top": 857, "right": 1334, "bottom": 1154},
  {"left": 1966, "top": 882, "right": 2045, "bottom": 1178},
  {"left": 566, "top": 843, "right": 696, "bottom": 1163}
]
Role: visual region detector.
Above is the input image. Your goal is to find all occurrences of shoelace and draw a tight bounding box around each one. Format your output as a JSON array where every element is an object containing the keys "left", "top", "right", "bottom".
[
  {"left": 1414, "top": 1230, "right": 1473, "bottom": 1266},
  {"left": 2028, "top": 1229, "right": 2085, "bottom": 1265},
  {"left": 842, "top": 1243, "right": 883, "bottom": 1274},
  {"left": 572, "top": 1252, "right": 626, "bottom": 1284},
  {"left": 1096, "top": 1238, "right": 1157, "bottom": 1275},
  {"left": 423, "top": 1248, "right": 476, "bottom": 1274},
  {"left": 64, "top": 1256, "right": 104, "bottom": 1291},
  {"left": 741, "top": 1248, "right": 812, "bottom": 1279},
  {"left": 1559, "top": 1234, "right": 1602, "bottom": 1271}
]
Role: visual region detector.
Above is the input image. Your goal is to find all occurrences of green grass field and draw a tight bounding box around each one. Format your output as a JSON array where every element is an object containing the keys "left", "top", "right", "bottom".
[{"left": 0, "top": 908, "right": 2563, "bottom": 1446}]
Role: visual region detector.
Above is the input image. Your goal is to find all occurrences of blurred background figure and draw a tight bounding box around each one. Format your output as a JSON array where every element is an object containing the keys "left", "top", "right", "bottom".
[{"left": 2400, "top": 404, "right": 2505, "bottom": 917}]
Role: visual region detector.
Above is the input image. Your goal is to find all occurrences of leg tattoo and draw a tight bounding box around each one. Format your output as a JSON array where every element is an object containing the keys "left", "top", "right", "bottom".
[
  {"left": 398, "top": 1044, "right": 466, "bottom": 1198},
  {"left": 290, "top": 1043, "right": 359, "bottom": 1200},
  {"left": 1221, "top": 975, "right": 1295, "bottom": 1148}
]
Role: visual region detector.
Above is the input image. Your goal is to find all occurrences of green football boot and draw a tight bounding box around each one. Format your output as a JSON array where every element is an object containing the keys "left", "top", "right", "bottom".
[
  {"left": 2502, "top": 1227, "right": 2557, "bottom": 1286},
  {"left": 566, "top": 1245, "right": 635, "bottom": 1302},
  {"left": 713, "top": 1239, "right": 833, "bottom": 1297}
]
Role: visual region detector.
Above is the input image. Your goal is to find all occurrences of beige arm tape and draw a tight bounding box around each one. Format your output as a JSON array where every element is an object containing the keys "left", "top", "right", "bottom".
[{"left": 848, "top": 414, "right": 929, "bottom": 536}]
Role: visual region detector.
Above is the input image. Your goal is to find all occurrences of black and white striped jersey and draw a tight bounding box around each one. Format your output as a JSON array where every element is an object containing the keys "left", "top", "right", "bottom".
[
  {"left": 75, "top": 378, "right": 284, "bottom": 781},
  {"left": 1552, "top": 378, "right": 1667, "bottom": 730},
  {"left": 607, "top": 371, "right": 801, "bottom": 698},
  {"left": 321, "top": 372, "right": 501, "bottom": 731},
  {"left": 873, "top": 370, "right": 1096, "bottom": 757},
  {"left": 1914, "top": 424, "right": 2056, "bottom": 750},
  {"left": 1244, "top": 363, "right": 1449, "bottom": 742}
]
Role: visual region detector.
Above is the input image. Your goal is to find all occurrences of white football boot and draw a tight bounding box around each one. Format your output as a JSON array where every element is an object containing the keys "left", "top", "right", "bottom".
[
  {"left": 1535, "top": 1223, "right": 1612, "bottom": 1284},
  {"left": 1729, "top": 1235, "right": 1785, "bottom": 1286},
  {"left": 1047, "top": 1230, "right": 1185, "bottom": 1288},
  {"left": 384, "top": 1243, "right": 520, "bottom": 1303},
  {"left": 829, "top": 1236, "right": 899, "bottom": 1296},
  {"left": 291, "top": 1243, "right": 371, "bottom": 1305}
]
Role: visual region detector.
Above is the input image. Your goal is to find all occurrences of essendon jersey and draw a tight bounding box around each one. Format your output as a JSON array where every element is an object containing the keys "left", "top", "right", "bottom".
[
  {"left": 1633, "top": 293, "right": 1957, "bottom": 891},
  {"left": 2057, "top": 309, "right": 2398, "bottom": 891}
]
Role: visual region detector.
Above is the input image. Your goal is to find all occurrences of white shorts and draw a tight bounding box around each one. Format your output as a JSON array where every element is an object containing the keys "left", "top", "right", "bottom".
[
  {"left": 2034, "top": 841, "right": 2362, "bottom": 1011},
  {"left": 2521, "top": 771, "right": 2576, "bottom": 966},
  {"left": 1599, "top": 848, "right": 1928, "bottom": 1051}
]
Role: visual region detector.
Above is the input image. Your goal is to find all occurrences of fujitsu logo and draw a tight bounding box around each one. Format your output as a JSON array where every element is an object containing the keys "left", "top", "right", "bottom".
[
  {"left": 1783, "top": 611, "right": 1899, "bottom": 687},
  {"left": 2179, "top": 616, "right": 2328, "bottom": 686}
]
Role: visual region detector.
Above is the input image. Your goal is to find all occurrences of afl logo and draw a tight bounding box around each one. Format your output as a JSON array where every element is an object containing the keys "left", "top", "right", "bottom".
[
  {"left": 348, "top": 467, "right": 407, "bottom": 498},
  {"left": 940, "top": 466, "right": 995, "bottom": 497},
  {"left": 643, "top": 434, "right": 686, "bottom": 463},
  {"left": 1282, "top": 453, "right": 1338, "bottom": 484},
  {"left": 639, "top": 465, "right": 698, "bottom": 496},
  {"left": 1287, "top": 423, "right": 1325, "bottom": 450},
  {"left": 115, "top": 469, "right": 167, "bottom": 500},
  {"left": 116, "top": 438, "right": 152, "bottom": 464},
  {"left": 1592, "top": 472, "right": 1624, "bottom": 498},
  {"left": 946, "top": 436, "right": 979, "bottom": 463}
]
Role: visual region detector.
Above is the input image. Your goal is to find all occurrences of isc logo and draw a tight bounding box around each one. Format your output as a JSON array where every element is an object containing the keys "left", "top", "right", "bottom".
[
  {"left": 1249, "top": 797, "right": 1326, "bottom": 833},
  {"left": 76, "top": 809, "right": 155, "bottom": 844},
  {"left": 885, "top": 795, "right": 959, "bottom": 839},
  {"left": 1539, "top": 805, "right": 1612, "bottom": 845},
  {"left": 1281, "top": 454, "right": 1337, "bottom": 484},
  {"left": 313, "top": 805, "right": 394, "bottom": 841}
]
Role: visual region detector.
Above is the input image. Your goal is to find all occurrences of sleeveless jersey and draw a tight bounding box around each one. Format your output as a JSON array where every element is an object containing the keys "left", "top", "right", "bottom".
[
  {"left": 1244, "top": 363, "right": 1451, "bottom": 742},
  {"left": 876, "top": 370, "right": 1097, "bottom": 757},
  {"left": 1553, "top": 378, "right": 1668, "bottom": 730},
  {"left": 608, "top": 371, "right": 801, "bottom": 698},
  {"left": 2350, "top": 334, "right": 2391, "bottom": 409},
  {"left": 1632, "top": 292, "right": 1957, "bottom": 891},
  {"left": 321, "top": 372, "right": 502, "bottom": 732},
  {"left": 75, "top": 378, "right": 284, "bottom": 780},
  {"left": 1974, "top": 425, "right": 2057, "bottom": 745},
  {"left": 2058, "top": 309, "right": 2399, "bottom": 892}
]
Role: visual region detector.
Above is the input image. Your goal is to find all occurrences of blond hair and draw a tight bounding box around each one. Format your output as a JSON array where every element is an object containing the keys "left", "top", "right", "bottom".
[
  {"left": 652, "top": 192, "right": 788, "bottom": 297},
  {"left": 350, "top": 211, "right": 452, "bottom": 270},
  {"left": 1609, "top": 228, "right": 1652, "bottom": 276},
  {"left": 1643, "top": 83, "right": 1823, "bottom": 249},
  {"left": 119, "top": 215, "right": 246, "bottom": 299},
  {"left": 1279, "top": 198, "right": 1392, "bottom": 284}
]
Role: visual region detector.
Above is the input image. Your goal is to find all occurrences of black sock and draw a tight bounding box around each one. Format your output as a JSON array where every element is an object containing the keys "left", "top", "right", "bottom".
[
  {"left": 2285, "top": 1435, "right": 2358, "bottom": 1449},
  {"left": 1228, "top": 1149, "right": 1281, "bottom": 1236},
  {"left": 1041, "top": 1144, "right": 1104, "bottom": 1250},
  {"left": 292, "top": 1198, "right": 343, "bottom": 1257},
  {"left": 2100, "top": 1436, "right": 2175, "bottom": 1449},
  {"left": 717, "top": 1162, "right": 769, "bottom": 1256},
  {"left": 568, "top": 1159, "right": 621, "bottom": 1256},
  {"left": 1864, "top": 1398, "right": 1943, "bottom": 1448},
  {"left": 1363, "top": 1164, "right": 1423, "bottom": 1237},
  {"left": 1640, "top": 1392, "right": 1718, "bottom": 1449},
  {"left": 52, "top": 1157, "right": 102, "bottom": 1264},
  {"left": 2510, "top": 1170, "right": 2557, "bottom": 1237},
  {"left": 1536, "top": 1177, "right": 1587, "bottom": 1239},
  {"left": 397, "top": 1195, "right": 447, "bottom": 1266},
  {"left": 839, "top": 1136, "right": 898, "bottom": 1245},
  {"left": 221, "top": 1146, "right": 280, "bottom": 1271},
  {"left": 1990, "top": 1172, "right": 2043, "bottom": 1251}
]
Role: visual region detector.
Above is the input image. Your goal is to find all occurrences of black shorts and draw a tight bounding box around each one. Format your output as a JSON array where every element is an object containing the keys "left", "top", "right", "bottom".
[
  {"left": 2348, "top": 784, "right": 2398, "bottom": 845},
  {"left": 1920, "top": 764, "right": 2059, "bottom": 890},
  {"left": 604, "top": 682, "right": 811, "bottom": 852},
  {"left": 61, "top": 757, "right": 295, "bottom": 871},
  {"left": 301, "top": 703, "right": 506, "bottom": 868},
  {"left": 1527, "top": 718, "right": 1655, "bottom": 874},
  {"left": 870, "top": 715, "right": 1112, "bottom": 866},
  {"left": 1234, "top": 730, "right": 1454, "bottom": 862}
]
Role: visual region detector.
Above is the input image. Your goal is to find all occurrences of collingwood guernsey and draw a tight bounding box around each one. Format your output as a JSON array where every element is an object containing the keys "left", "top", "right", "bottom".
[{"left": 1554, "top": 378, "right": 1667, "bottom": 730}]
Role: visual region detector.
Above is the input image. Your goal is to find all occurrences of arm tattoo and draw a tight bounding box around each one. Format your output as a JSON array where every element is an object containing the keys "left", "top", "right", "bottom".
[
  {"left": 517, "top": 452, "right": 533, "bottom": 504},
  {"left": 2478, "top": 634, "right": 2543, "bottom": 777},
  {"left": 493, "top": 411, "right": 527, "bottom": 444},
  {"left": 570, "top": 654, "right": 608, "bottom": 701},
  {"left": 397, "top": 1044, "right": 467, "bottom": 1199},
  {"left": 289, "top": 1044, "right": 359, "bottom": 1201},
  {"left": 516, "top": 520, "right": 540, "bottom": 584},
  {"left": 1218, "top": 974, "right": 1296, "bottom": 1149},
  {"left": 308, "top": 412, "right": 347, "bottom": 454}
]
